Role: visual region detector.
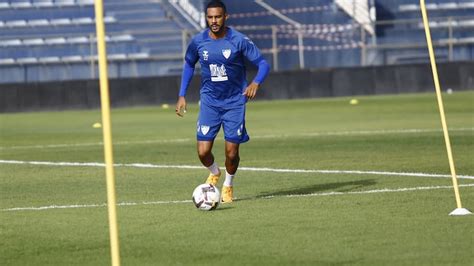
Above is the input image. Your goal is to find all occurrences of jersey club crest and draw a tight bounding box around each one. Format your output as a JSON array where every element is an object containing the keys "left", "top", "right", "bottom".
[
  {"left": 222, "top": 49, "right": 231, "bottom": 59},
  {"left": 200, "top": 125, "right": 210, "bottom": 135}
]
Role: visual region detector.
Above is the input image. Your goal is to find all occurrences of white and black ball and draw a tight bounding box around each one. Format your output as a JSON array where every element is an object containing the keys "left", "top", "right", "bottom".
[{"left": 192, "top": 184, "right": 220, "bottom": 211}]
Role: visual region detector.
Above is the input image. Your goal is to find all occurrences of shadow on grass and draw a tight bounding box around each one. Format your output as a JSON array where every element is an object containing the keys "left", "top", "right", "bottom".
[
  {"left": 237, "top": 179, "right": 377, "bottom": 202},
  {"left": 214, "top": 205, "right": 234, "bottom": 211}
]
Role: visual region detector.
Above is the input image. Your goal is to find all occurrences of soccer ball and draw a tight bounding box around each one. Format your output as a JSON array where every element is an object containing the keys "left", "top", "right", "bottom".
[{"left": 192, "top": 183, "right": 220, "bottom": 211}]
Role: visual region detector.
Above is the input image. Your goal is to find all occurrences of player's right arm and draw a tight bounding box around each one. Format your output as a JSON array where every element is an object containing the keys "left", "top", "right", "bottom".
[
  {"left": 176, "top": 39, "right": 199, "bottom": 117},
  {"left": 176, "top": 61, "right": 194, "bottom": 117},
  {"left": 175, "top": 96, "right": 187, "bottom": 117}
]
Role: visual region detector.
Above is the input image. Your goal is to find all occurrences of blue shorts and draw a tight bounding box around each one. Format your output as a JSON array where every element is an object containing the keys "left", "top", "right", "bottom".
[{"left": 197, "top": 101, "right": 250, "bottom": 144}]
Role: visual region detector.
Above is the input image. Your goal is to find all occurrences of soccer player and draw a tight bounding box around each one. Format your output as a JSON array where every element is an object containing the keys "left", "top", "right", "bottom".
[{"left": 175, "top": 0, "right": 270, "bottom": 203}]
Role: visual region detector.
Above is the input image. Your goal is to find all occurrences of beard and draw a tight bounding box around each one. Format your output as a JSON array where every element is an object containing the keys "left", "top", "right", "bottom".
[{"left": 209, "top": 23, "right": 224, "bottom": 34}]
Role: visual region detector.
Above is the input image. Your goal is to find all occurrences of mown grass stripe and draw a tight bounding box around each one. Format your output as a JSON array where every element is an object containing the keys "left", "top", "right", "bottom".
[
  {"left": 1, "top": 159, "right": 473, "bottom": 179},
  {"left": 3, "top": 184, "right": 473, "bottom": 212},
  {"left": 1, "top": 127, "right": 472, "bottom": 150}
]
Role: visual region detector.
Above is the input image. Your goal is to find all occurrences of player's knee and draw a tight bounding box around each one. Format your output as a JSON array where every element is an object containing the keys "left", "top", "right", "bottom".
[
  {"left": 226, "top": 149, "right": 240, "bottom": 164},
  {"left": 197, "top": 148, "right": 211, "bottom": 161}
]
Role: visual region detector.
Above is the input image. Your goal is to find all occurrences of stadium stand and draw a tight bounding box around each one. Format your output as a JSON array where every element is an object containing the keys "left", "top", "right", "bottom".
[
  {"left": 0, "top": 0, "right": 472, "bottom": 83},
  {"left": 225, "top": 0, "right": 363, "bottom": 69},
  {"left": 0, "top": 0, "right": 187, "bottom": 83},
  {"left": 374, "top": 0, "right": 474, "bottom": 64}
]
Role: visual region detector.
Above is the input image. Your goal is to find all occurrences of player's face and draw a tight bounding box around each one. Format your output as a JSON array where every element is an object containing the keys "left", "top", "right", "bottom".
[{"left": 206, "top": 7, "right": 227, "bottom": 35}]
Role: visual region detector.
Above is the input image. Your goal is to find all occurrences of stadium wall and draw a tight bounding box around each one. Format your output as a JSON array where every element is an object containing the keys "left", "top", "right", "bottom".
[{"left": 1, "top": 61, "right": 473, "bottom": 113}]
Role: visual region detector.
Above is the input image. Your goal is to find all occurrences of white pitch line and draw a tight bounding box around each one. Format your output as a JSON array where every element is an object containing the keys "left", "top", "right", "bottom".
[
  {"left": 0, "top": 138, "right": 191, "bottom": 150},
  {"left": 1, "top": 159, "right": 474, "bottom": 180},
  {"left": 4, "top": 203, "right": 107, "bottom": 211},
  {"left": 3, "top": 184, "right": 474, "bottom": 212},
  {"left": 277, "top": 184, "right": 474, "bottom": 198},
  {"left": 239, "top": 167, "right": 474, "bottom": 180},
  {"left": 251, "top": 127, "right": 474, "bottom": 139},
  {"left": 1, "top": 159, "right": 474, "bottom": 179},
  {"left": 3, "top": 200, "right": 191, "bottom": 212},
  {"left": 1, "top": 127, "right": 472, "bottom": 150}
]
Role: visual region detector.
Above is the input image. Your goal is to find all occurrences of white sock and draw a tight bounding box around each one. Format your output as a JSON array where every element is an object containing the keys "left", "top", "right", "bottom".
[
  {"left": 223, "top": 171, "right": 234, "bottom": 187},
  {"left": 207, "top": 162, "right": 220, "bottom": 175}
]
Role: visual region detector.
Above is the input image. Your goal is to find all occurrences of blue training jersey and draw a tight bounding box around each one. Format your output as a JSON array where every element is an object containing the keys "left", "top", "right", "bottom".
[{"left": 184, "top": 27, "right": 265, "bottom": 107}]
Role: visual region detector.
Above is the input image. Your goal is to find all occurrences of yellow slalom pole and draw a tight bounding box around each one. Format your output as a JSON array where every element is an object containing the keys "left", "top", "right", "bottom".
[
  {"left": 420, "top": 0, "right": 462, "bottom": 209},
  {"left": 94, "top": 0, "right": 121, "bottom": 265}
]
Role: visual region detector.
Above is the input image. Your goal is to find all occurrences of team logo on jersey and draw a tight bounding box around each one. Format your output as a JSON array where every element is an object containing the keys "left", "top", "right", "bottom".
[
  {"left": 222, "top": 49, "right": 231, "bottom": 59},
  {"left": 209, "top": 64, "right": 228, "bottom": 82},
  {"left": 200, "top": 125, "right": 210, "bottom": 135},
  {"left": 202, "top": 50, "right": 209, "bottom": 61}
]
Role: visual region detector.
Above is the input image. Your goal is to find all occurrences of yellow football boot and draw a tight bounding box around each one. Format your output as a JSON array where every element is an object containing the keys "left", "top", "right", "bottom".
[
  {"left": 205, "top": 171, "right": 221, "bottom": 186},
  {"left": 221, "top": 185, "right": 233, "bottom": 203}
]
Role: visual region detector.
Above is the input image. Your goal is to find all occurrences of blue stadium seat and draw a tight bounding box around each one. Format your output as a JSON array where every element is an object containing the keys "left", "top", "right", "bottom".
[
  {"left": 0, "top": 0, "right": 191, "bottom": 82},
  {"left": 0, "top": 0, "right": 472, "bottom": 83}
]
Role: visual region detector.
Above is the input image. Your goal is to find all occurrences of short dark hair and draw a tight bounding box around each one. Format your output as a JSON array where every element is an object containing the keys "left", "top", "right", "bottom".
[{"left": 206, "top": 0, "right": 227, "bottom": 14}]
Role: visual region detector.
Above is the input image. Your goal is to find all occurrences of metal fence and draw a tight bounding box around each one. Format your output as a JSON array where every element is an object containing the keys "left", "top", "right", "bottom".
[
  {"left": 0, "top": 16, "right": 473, "bottom": 84},
  {"left": 229, "top": 15, "right": 474, "bottom": 70}
]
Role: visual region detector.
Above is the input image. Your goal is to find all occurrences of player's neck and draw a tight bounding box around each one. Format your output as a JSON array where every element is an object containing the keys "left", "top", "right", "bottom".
[{"left": 209, "top": 27, "right": 227, "bottom": 40}]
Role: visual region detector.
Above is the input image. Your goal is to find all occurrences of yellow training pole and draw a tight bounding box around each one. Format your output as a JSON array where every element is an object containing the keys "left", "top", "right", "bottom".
[
  {"left": 94, "top": 0, "right": 121, "bottom": 265},
  {"left": 420, "top": 0, "right": 466, "bottom": 212}
]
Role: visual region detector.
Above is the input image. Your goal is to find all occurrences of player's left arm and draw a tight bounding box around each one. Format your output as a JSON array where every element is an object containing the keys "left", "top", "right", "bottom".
[
  {"left": 243, "top": 58, "right": 270, "bottom": 99},
  {"left": 240, "top": 36, "right": 270, "bottom": 100}
]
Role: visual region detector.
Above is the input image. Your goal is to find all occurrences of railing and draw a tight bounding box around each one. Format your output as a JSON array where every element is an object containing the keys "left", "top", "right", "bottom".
[
  {"left": 363, "top": 16, "right": 474, "bottom": 65},
  {"left": 230, "top": 15, "right": 474, "bottom": 70},
  {"left": 0, "top": 16, "right": 473, "bottom": 83}
]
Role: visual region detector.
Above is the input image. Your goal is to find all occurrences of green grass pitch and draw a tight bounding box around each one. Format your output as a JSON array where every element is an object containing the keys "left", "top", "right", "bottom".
[{"left": 1, "top": 91, "right": 473, "bottom": 265}]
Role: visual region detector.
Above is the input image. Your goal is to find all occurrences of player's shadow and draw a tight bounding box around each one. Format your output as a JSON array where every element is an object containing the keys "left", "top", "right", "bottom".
[{"left": 242, "top": 179, "right": 377, "bottom": 201}]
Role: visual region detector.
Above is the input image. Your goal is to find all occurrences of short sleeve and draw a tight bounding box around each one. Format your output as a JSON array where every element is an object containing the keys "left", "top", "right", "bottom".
[{"left": 184, "top": 38, "right": 199, "bottom": 66}]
